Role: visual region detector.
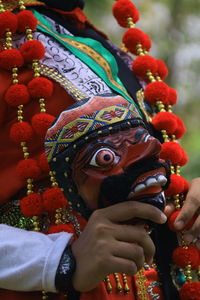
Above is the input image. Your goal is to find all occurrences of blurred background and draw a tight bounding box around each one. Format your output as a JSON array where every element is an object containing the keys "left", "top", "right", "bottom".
[{"left": 85, "top": 0, "right": 200, "bottom": 181}]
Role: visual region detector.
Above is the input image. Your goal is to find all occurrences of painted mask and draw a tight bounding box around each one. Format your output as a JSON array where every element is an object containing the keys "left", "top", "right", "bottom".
[{"left": 45, "top": 95, "right": 169, "bottom": 219}]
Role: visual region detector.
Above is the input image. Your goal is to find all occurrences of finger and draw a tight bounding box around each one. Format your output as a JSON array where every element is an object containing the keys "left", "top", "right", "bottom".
[
  {"left": 108, "top": 256, "right": 138, "bottom": 276},
  {"left": 100, "top": 201, "right": 167, "bottom": 224},
  {"left": 164, "top": 202, "right": 175, "bottom": 217},
  {"left": 183, "top": 215, "right": 200, "bottom": 244},
  {"left": 112, "top": 241, "right": 145, "bottom": 270},
  {"left": 113, "top": 224, "right": 155, "bottom": 263},
  {"left": 174, "top": 198, "right": 199, "bottom": 230}
]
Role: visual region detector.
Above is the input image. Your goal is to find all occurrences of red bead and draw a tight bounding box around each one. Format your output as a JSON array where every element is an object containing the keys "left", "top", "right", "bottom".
[
  {"left": 156, "top": 59, "right": 168, "bottom": 80},
  {"left": 0, "top": 49, "right": 24, "bottom": 70},
  {"left": 17, "top": 10, "right": 38, "bottom": 32},
  {"left": 180, "top": 282, "right": 200, "bottom": 300},
  {"left": 28, "top": 77, "right": 53, "bottom": 99},
  {"left": 0, "top": 11, "right": 18, "bottom": 36},
  {"left": 152, "top": 111, "right": 177, "bottom": 134},
  {"left": 172, "top": 245, "right": 200, "bottom": 268},
  {"left": 31, "top": 113, "right": 55, "bottom": 137},
  {"left": 20, "top": 193, "right": 43, "bottom": 217},
  {"left": 132, "top": 55, "right": 157, "bottom": 82},
  {"left": 122, "top": 28, "right": 151, "bottom": 55},
  {"left": 112, "top": 0, "right": 140, "bottom": 27},
  {"left": 10, "top": 122, "right": 33, "bottom": 143},
  {"left": 20, "top": 40, "right": 45, "bottom": 63},
  {"left": 5, "top": 84, "right": 30, "bottom": 106},
  {"left": 144, "top": 81, "right": 169, "bottom": 105},
  {"left": 16, "top": 158, "right": 41, "bottom": 180},
  {"left": 43, "top": 187, "right": 67, "bottom": 212}
]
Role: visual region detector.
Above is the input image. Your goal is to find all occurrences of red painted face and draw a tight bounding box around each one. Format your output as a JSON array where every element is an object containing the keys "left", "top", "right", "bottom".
[{"left": 72, "top": 126, "right": 167, "bottom": 210}]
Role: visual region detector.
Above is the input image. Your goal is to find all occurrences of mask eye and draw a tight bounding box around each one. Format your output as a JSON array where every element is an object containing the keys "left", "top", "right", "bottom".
[{"left": 89, "top": 147, "right": 120, "bottom": 167}]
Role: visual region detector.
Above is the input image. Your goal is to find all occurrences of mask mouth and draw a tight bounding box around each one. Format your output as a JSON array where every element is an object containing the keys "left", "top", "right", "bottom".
[{"left": 98, "top": 157, "right": 170, "bottom": 212}]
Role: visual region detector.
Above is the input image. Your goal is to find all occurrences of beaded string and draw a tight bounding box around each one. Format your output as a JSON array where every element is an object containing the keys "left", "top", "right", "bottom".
[{"left": 112, "top": 0, "right": 200, "bottom": 299}]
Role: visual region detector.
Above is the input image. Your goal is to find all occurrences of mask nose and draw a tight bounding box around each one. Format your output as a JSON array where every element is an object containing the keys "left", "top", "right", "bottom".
[{"left": 123, "top": 136, "right": 162, "bottom": 170}]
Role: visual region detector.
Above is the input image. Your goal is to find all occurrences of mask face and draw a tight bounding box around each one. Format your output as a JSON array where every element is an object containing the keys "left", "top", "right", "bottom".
[{"left": 72, "top": 126, "right": 169, "bottom": 211}]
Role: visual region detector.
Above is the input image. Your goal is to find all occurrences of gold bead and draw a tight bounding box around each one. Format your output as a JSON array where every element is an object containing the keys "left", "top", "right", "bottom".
[
  {"left": 13, "top": 79, "right": 19, "bottom": 84},
  {"left": 18, "top": 116, "right": 23, "bottom": 121},
  {"left": 41, "top": 108, "right": 46, "bottom": 113},
  {"left": 34, "top": 72, "right": 40, "bottom": 77},
  {"left": 27, "top": 34, "right": 33, "bottom": 40},
  {"left": 26, "top": 29, "right": 32, "bottom": 34},
  {"left": 24, "top": 153, "right": 29, "bottom": 158},
  {"left": 55, "top": 219, "right": 61, "bottom": 225},
  {"left": 52, "top": 182, "right": 58, "bottom": 187}
]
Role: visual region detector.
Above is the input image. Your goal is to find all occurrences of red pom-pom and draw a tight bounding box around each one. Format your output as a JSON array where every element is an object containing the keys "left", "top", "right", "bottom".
[
  {"left": 38, "top": 153, "right": 50, "bottom": 173},
  {"left": 20, "top": 40, "right": 45, "bottom": 63},
  {"left": 165, "top": 174, "right": 186, "bottom": 197},
  {"left": 132, "top": 55, "right": 157, "bottom": 82},
  {"left": 0, "top": 11, "right": 18, "bottom": 36},
  {"left": 179, "top": 147, "right": 188, "bottom": 166},
  {"left": 28, "top": 77, "right": 53, "bottom": 99},
  {"left": 20, "top": 193, "right": 43, "bottom": 217},
  {"left": 17, "top": 10, "right": 38, "bottom": 32},
  {"left": 112, "top": 0, "right": 140, "bottom": 27},
  {"left": 160, "top": 141, "right": 184, "bottom": 165},
  {"left": 0, "top": 49, "right": 24, "bottom": 70},
  {"left": 16, "top": 158, "right": 41, "bottom": 179},
  {"left": 144, "top": 81, "right": 169, "bottom": 105},
  {"left": 122, "top": 28, "right": 151, "bottom": 55},
  {"left": 174, "top": 115, "right": 186, "bottom": 139},
  {"left": 180, "top": 282, "right": 200, "bottom": 300},
  {"left": 172, "top": 245, "right": 200, "bottom": 268},
  {"left": 10, "top": 121, "right": 33, "bottom": 143},
  {"left": 156, "top": 59, "right": 168, "bottom": 80},
  {"left": 43, "top": 187, "right": 68, "bottom": 212},
  {"left": 48, "top": 224, "right": 74, "bottom": 234},
  {"left": 167, "top": 87, "right": 178, "bottom": 105},
  {"left": 31, "top": 113, "right": 55, "bottom": 137},
  {"left": 5, "top": 84, "right": 30, "bottom": 106},
  {"left": 152, "top": 111, "right": 177, "bottom": 134},
  {"left": 168, "top": 209, "right": 197, "bottom": 232}
]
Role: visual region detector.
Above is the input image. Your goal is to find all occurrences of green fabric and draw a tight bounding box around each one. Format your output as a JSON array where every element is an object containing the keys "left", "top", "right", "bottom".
[{"left": 32, "top": 9, "right": 142, "bottom": 116}]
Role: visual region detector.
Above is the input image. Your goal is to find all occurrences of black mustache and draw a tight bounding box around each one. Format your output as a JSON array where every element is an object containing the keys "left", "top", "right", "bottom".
[{"left": 98, "top": 157, "right": 170, "bottom": 208}]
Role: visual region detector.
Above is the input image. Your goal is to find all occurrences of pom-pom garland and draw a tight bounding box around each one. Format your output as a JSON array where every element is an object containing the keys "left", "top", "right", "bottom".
[
  {"left": 38, "top": 153, "right": 50, "bottom": 173},
  {"left": 0, "top": 49, "right": 24, "bottom": 70},
  {"left": 20, "top": 193, "right": 43, "bottom": 217},
  {"left": 132, "top": 55, "right": 157, "bottom": 81},
  {"left": 168, "top": 209, "right": 197, "bottom": 232},
  {"left": 179, "top": 282, "right": 200, "bottom": 300},
  {"left": 16, "top": 158, "right": 41, "bottom": 180},
  {"left": 31, "top": 113, "right": 55, "bottom": 137},
  {"left": 10, "top": 121, "right": 33, "bottom": 143},
  {"left": 17, "top": 10, "right": 38, "bottom": 32},
  {"left": 160, "top": 141, "right": 186, "bottom": 166},
  {"left": 0, "top": 11, "right": 18, "bottom": 37},
  {"left": 155, "top": 59, "right": 168, "bottom": 80},
  {"left": 144, "top": 81, "right": 169, "bottom": 105},
  {"left": 172, "top": 245, "right": 200, "bottom": 269},
  {"left": 122, "top": 28, "right": 151, "bottom": 55},
  {"left": 20, "top": 40, "right": 45, "bottom": 63},
  {"left": 112, "top": 0, "right": 140, "bottom": 28},
  {"left": 152, "top": 111, "right": 177, "bottom": 134},
  {"left": 167, "top": 87, "right": 178, "bottom": 105},
  {"left": 165, "top": 174, "right": 188, "bottom": 197},
  {"left": 5, "top": 84, "right": 30, "bottom": 106},
  {"left": 27, "top": 77, "right": 54, "bottom": 99},
  {"left": 43, "top": 187, "right": 68, "bottom": 212}
]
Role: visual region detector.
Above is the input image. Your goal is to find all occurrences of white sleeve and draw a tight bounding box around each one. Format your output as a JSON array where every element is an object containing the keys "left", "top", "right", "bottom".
[{"left": 0, "top": 224, "right": 73, "bottom": 292}]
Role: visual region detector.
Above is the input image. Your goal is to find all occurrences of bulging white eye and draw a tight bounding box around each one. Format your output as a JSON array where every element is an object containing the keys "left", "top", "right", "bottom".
[{"left": 89, "top": 147, "right": 120, "bottom": 167}]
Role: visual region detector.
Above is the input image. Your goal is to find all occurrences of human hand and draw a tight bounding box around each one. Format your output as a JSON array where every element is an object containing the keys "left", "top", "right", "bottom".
[
  {"left": 71, "top": 201, "right": 167, "bottom": 292},
  {"left": 164, "top": 178, "right": 200, "bottom": 248}
]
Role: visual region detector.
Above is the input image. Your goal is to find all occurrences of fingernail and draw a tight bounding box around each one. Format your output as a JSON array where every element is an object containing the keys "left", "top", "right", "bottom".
[
  {"left": 174, "top": 220, "right": 184, "bottom": 230},
  {"left": 183, "top": 234, "right": 193, "bottom": 244},
  {"left": 160, "top": 213, "right": 167, "bottom": 223}
]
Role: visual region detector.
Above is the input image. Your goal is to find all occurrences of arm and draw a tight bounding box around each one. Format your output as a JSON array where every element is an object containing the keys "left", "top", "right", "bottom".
[{"left": 0, "top": 224, "right": 72, "bottom": 292}]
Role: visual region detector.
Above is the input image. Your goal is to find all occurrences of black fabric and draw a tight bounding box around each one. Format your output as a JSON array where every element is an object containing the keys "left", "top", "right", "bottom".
[{"left": 40, "top": 0, "right": 85, "bottom": 11}]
